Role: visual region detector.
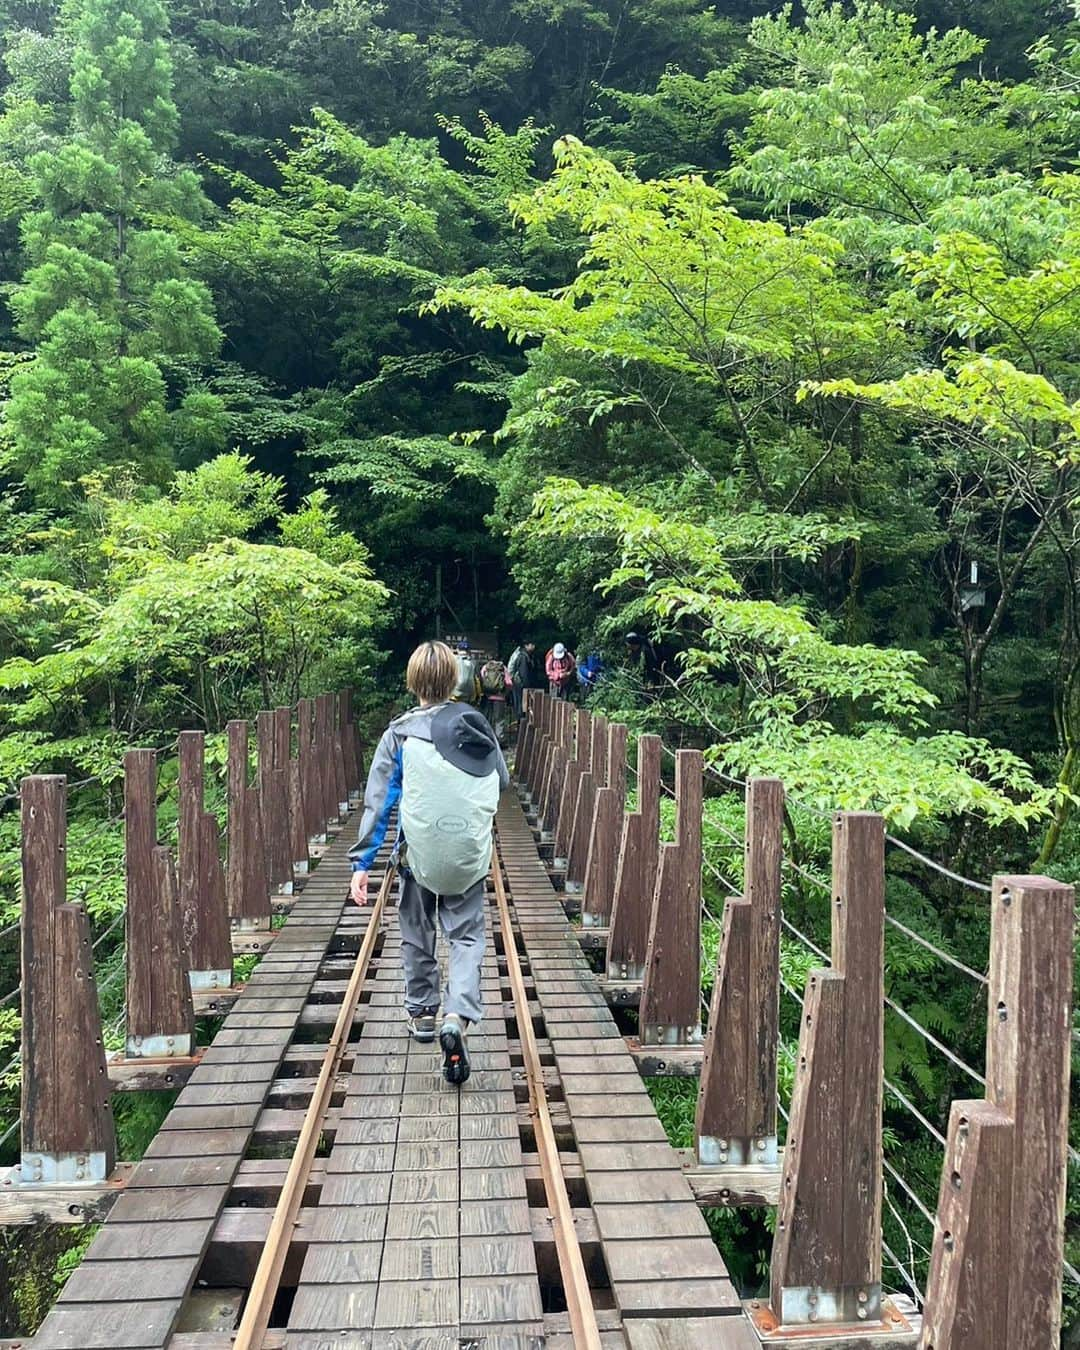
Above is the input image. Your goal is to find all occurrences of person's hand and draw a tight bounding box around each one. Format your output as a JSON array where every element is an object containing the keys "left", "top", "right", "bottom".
[{"left": 349, "top": 869, "right": 369, "bottom": 906}]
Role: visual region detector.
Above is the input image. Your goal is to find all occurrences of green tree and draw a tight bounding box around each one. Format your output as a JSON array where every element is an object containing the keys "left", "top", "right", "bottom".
[
  {"left": 3, "top": 0, "right": 223, "bottom": 504},
  {"left": 0, "top": 454, "right": 388, "bottom": 732},
  {"left": 524, "top": 476, "right": 1051, "bottom": 830}
]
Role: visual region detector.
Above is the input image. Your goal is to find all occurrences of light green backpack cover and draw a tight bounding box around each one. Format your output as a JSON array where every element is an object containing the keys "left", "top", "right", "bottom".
[{"left": 400, "top": 739, "right": 499, "bottom": 894}]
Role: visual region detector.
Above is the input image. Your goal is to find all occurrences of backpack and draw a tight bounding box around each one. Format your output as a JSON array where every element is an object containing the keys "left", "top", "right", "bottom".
[
  {"left": 480, "top": 659, "right": 507, "bottom": 695},
  {"left": 400, "top": 739, "right": 499, "bottom": 894},
  {"left": 453, "top": 654, "right": 477, "bottom": 701}
]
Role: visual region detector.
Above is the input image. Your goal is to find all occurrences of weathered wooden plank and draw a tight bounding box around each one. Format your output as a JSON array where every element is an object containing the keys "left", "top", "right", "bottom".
[
  {"left": 178, "top": 732, "right": 232, "bottom": 986},
  {"left": 624, "top": 1317, "right": 757, "bottom": 1350},
  {"left": 124, "top": 753, "right": 195, "bottom": 1058},
  {"left": 315, "top": 693, "right": 339, "bottom": 825},
  {"left": 920, "top": 1101, "right": 1012, "bottom": 1350},
  {"left": 20, "top": 774, "right": 66, "bottom": 1168},
  {"left": 833, "top": 811, "right": 884, "bottom": 1295},
  {"left": 141, "top": 848, "right": 195, "bottom": 1058},
  {"left": 696, "top": 896, "right": 750, "bottom": 1160},
  {"left": 258, "top": 710, "right": 292, "bottom": 890},
  {"left": 639, "top": 750, "right": 702, "bottom": 1044},
  {"left": 919, "top": 873, "right": 1074, "bottom": 1350},
  {"left": 331, "top": 692, "right": 349, "bottom": 814},
  {"left": 765, "top": 810, "right": 886, "bottom": 1327},
  {"left": 607, "top": 733, "right": 661, "bottom": 982},
  {"left": 226, "top": 720, "right": 271, "bottom": 924},
  {"left": 48, "top": 903, "right": 116, "bottom": 1171},
  {"left": 769, "top": 970, "right": 845, "bottom": 1312},
  {"left": 30, "top": 1301, "right": 181, "bottom": 1349},
  {"left": 581, "top": 720, "right": 628, "bottom": 929},
  {"left": 590, "top": 713, "right": 609, "bottom": 789},
  {"left": 565, "top": 768, "right": 596, "bottom": 890},
  {"left": 990, "top": 873, "right": 1074, "bottom": 1350},
  {"left": 297, "top": 698, "right": 323, "bottom": 840},
  {"left": 745, "top": 777, "right": 782, "bottom": 1147},
  {"left": 555, "top": 708, "right": 591, "bottom": 864},
  {"left": 337, "top": 687, "right": 361, "bottom": 794},
  {"left": 288, "top": 754, "right": 309, "bottom": 872},
  {"left": 124, "top": 749, "right": 159, "bottom": 1048}
]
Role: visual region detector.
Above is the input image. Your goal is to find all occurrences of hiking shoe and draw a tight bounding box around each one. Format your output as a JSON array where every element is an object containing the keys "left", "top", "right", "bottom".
[
  {"left": 406, "top": 1011, "right": 437, "bottom": 1043},
  {"left": 440, "top": 1015, "right": 471, "bottom": 1085}
]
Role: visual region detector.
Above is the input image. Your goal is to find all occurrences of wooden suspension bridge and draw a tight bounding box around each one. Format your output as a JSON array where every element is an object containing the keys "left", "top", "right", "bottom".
[{"left": 0, "top": 687, "right": 1072, "bottom": 1348}]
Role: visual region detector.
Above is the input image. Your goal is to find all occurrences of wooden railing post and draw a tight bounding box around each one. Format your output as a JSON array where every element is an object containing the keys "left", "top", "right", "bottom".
[
  {"left": 281, "top": 706, "right": 309, "bottom": 876},
  {"left": 177, "top": 731, "right": 232, "bottom": 991},
  {"left": 639, "top": 749, "right": 703, "bottom": 1045},
  {"left": 226, "top": 720, "right": 271, "bottom": 930},
  {"left": 581, "top": 722, "right": 628, "bottom": 928},
  {"left": 338, "top": 687, "right": 362, "bottom": 799},
  {"left": 258, "top": 710, "right": 293, "bottom": 895},
  {"left": 536, "top": 697, "right": 558, "bottom": 833},
  {"left": 920, "top": 874, "right": 1074, "bottom": 1350},
  {"left": 19, "top": 775, "right": 115, "bottom": 1183},
  {"left": 539, "top": 699, "right": 572, "bottom": 840},
  {"left": 566, "top": 713, "right": 607, "bottom": 892},
  {"left": 124, "top": 750, "right": 195, "bottom": 1058},
  {"left": 528, "top": 696, "right": 555, "bottom": 828},
  {"left": 554, "top": 707, "right": 591, "bottom": 869},
  {"left": 515, "top": 688, "right": 536, "bottom": 793},
  {"left": 297, "top": 697, "right": 324, "bottom": 843},
  {"left": 537, "top": 693, "right": 557, "bottom": 799},
  {"left": 331, "top": 691, "right": 349, "bottom": 818},
  {"left": 523, "top": 692, "right": 546, "bottom": 800},
  {"left": 607, "top": 734, "right": 661, "bottom": 982},
  {"left": 696, "top": 777, "right": 783, "bottom": 1168},
  {"left": 767, "top": 811, "right": 884, "bottom": 1328},
  {"left": 314, "top": 693, "right": 338, "bottom": 828}
]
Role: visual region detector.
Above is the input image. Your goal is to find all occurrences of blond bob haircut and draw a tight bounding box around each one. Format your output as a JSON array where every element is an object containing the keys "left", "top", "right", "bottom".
[{"left": 406, "top": 640, "right": 458, "bottom": 705}]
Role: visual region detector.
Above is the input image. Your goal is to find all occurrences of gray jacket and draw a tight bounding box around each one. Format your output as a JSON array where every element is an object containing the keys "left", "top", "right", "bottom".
[{"left": 348, "top": 701, "right": 509, "bottom": 872}]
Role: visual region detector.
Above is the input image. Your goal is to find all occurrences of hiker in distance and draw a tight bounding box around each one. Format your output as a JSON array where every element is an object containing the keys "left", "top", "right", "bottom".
[
  {"left": 348, "top": 640, "right": 509, "bottom": 1085},
  {"left": 507, "top": 639, "right": 536, "bottom": 720},
  {"left": 546, "top": 642, "right": 576, "bottom": 699}
]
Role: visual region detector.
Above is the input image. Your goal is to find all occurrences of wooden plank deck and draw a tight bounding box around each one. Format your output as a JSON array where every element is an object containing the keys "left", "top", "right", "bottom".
[
  {"left": 27, "top": 789, "right": 750, "bottom": 1348},
  {"left": 28, "top": 821, "right": 369, "bottom": 1350},
  {"left": 286, "top": 901, "right": 545, "bottom": 1345},
  {"left": 497, "top": 794, "right": 743, "bottom": 1333}
]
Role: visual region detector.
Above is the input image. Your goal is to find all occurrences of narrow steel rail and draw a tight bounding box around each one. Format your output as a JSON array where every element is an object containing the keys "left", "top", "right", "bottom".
[
  {"left": 490, "top": 840, "right": 603, "bottom": 1350},
  {"left": 233, "top": 861, "right": 397, "bottom": 1350}
]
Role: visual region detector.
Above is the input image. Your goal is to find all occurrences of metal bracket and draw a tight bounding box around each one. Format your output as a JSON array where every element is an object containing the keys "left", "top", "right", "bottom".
[
  {"left": 564, "top": 879, "right": 583, "bottom": 895},
  {"left": 17, "top": 1151, "right": 112, "bottom": 1185},
  {"left": 773, "top": 1283, "right": 883, "bottom": 1326},
  {"left": 231, "top": 915, "right": 271, "bottom": 933},
  {"left": 276, "top": 880, "right": 294, "bottom": 896},
  {"left": 641, "top": 1021, "right": 703, "bottom": 1046},
  {"left": 746, "top": 1294, "right": 918, "bottom": 1346},
  {"left": 699, "top": 1134, "right": 779, "bottom": 1167},
  {"left": 293, "top": 859, "right": 309, "bottom": 876},
  {"left": 126, "top": 1032, "right": 195, "bottom": 1059},
  {"left": 338, "top": 799, "right": 349, "bottom": 816},
  {"left": 189, "top": 968, "right": 233, "bottom": 993}
]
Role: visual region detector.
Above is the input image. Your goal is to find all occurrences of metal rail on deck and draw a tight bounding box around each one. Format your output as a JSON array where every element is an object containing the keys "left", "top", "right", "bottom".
[
  {"left": 491, "top": 839, "right": 603, "bottom": 1350},
  {"left": 233, "top": 861, "right": 397, "bottom": 1350}
]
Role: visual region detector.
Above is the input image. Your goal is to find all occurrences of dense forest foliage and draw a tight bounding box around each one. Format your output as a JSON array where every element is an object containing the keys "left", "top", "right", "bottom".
[{"left": 1, "top": 0, "right": 1080, "bottom": 1334}]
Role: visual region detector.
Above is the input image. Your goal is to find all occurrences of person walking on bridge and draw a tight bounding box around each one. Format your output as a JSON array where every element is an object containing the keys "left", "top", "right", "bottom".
[
  {"left": 507, "top": 639, "right": 535, "bottom": 721},
  {"left": 546, "top": 642, "right": 576, "bottom": 699},
  {"left": 348, "top": 640, "right": 509, "bottom": 1085}
]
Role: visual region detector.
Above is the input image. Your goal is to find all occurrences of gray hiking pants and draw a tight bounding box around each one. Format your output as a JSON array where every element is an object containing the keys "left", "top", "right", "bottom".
[{"left": 398, "top": 870, "right": 486, "bottom": 1025}]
